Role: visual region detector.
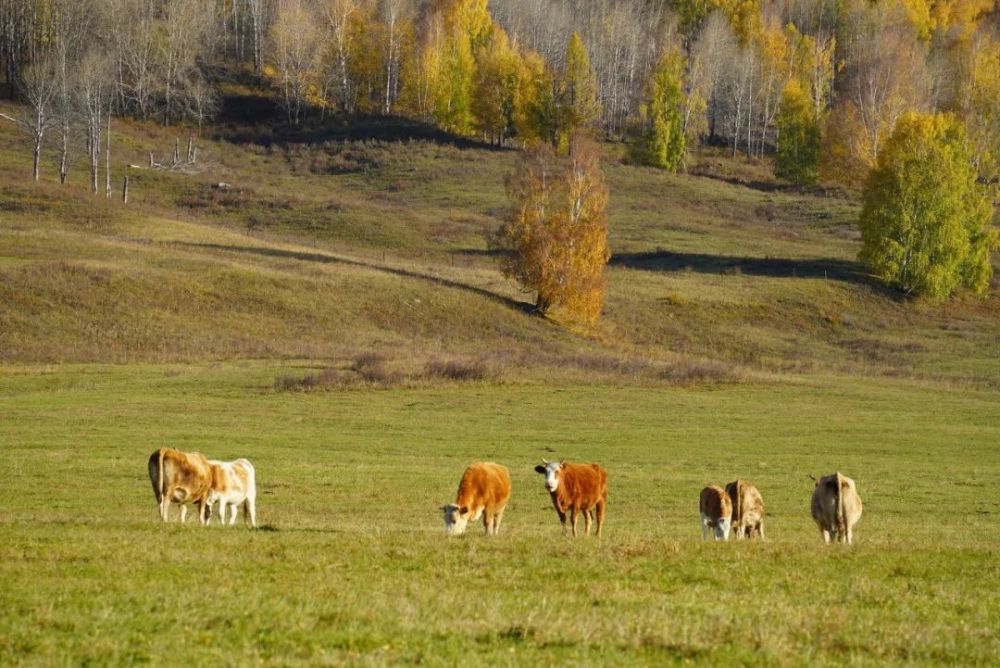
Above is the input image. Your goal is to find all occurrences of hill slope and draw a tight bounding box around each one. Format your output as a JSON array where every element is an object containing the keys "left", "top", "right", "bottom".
[{"left": 1, "top": 104, "right": 997, "bottom": 387}]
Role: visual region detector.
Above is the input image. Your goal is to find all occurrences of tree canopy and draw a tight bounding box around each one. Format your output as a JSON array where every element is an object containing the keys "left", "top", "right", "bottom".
[{"left": 859, "top": 113, "right": 997, "bottom": 299}]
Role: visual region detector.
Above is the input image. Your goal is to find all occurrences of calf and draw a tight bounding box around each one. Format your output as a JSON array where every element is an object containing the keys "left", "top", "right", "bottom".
[
  {"left": 440, "top": 462, "right": 511, "bottom": 536},
  {"left": 148, "top": 448, "right": 213, "bottom": 523},
  {"left": 725, "top": 479, "right": 765, "bottom": 540},
  {"left": 810, "top": 472, "right": 863, "bottom": 545},
  {"left": 534, "top": 460, "right": 607, "bottom": 537},
  {"left": 699, "top": 485, "right": 732, "bottom": 541},
  {"left": 207, "top": 458, "right": 257, "bottom": 528}
]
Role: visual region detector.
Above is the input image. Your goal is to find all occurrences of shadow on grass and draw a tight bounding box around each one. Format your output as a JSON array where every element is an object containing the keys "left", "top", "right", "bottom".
[
  {"left": 214, "top": 103, "right": 510, "bottom": 152},
  {"left": 174, "top": 242, "right": 535, "bottom": 315},
  {"left": 610, "top": 250, "right": 869, "bottom": 283}
]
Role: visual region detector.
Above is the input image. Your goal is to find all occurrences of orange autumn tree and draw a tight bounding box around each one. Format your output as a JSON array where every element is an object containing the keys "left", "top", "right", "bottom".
[{"left": 494, "top": 132, "right": 610, "bottom": 324}]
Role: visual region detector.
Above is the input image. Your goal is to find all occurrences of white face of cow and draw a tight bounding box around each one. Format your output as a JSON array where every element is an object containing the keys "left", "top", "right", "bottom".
[
  {"left": 534, "top": 461, "right": 563, "bottom": 493},
  {"left": 714, "top": 516, "right": 732, "bottom": 540},
  {"left": 441, "top": 504, "right": 470, "bottom": 536}
]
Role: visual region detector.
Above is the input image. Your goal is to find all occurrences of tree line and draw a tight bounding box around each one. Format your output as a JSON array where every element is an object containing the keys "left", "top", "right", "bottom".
[{"left": 3, "top": 1, "right": 998, "bottom": 184}]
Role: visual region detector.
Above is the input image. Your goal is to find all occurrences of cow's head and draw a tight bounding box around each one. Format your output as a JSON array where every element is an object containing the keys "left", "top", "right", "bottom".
[
  {"left": 712, "top": 515, "right": 732, "bottom": 541},
  {"left": 534, "top": 460, "right": 564, "bottom": 493},
  {"left": 440, "top": 503, "right": 470, "bottom": 536}
]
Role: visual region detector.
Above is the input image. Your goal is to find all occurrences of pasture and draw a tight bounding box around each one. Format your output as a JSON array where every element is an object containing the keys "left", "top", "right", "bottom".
[{"left": 1, "top": 364, "right": 998, "bottom": 665}]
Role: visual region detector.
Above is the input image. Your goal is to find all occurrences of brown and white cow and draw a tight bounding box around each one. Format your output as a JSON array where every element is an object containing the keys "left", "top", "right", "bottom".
[
  {"left": 810, "top": 472, "right": 863, "bottom": 545},
  {"left": 207, "top": 458, "right": 257, "bottom": 528},
  {"left": 440, "top": 462, "right": 511, "bottom": 536},
  {"left": 534, "top": 460, "right": 607, "bottom": 537},
  {"left": 725, "top": 479, "right": 765, "bottom": 540},
  {"left": 699, "top": 485, "right": 733, "bottom": 541},
  {"left": 148, "top": 448, "right": 214, "bottom": 523}
]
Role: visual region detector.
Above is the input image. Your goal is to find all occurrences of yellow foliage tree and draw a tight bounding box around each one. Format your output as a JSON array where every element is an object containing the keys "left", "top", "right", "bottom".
[
  {"left": 556, "top": 33, "right": 601, "bottom": 150},
  {"left": 472, "top": 26, "right": 520, "bottom": 144},
  {"left": 512, "top": 50, "right": 556, "bottom": 145},
  {"left": 494, "top": 132, "right": 610, "bottom": 324}
]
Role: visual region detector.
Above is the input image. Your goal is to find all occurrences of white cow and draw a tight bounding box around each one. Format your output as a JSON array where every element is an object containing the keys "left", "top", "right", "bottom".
[{"left": 206, "top": 458, "right": 257, "bottom": 527}]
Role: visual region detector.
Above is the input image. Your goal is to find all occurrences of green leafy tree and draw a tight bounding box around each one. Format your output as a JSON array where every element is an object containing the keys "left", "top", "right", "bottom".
[
  {"left": 555, "top": 32, "right": 601, "bottom": 150},
  {"left": 634, "top": 48, "right": 686, "bottom": 171},
  {"left": 859, "top": 113, "right": 997, "bottom": 298},
  {"left": 774, "top": 79, "right": 820, "bottom": 186}
]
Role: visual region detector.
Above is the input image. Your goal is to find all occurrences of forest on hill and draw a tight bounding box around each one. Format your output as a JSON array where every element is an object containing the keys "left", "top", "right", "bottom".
[{"left": 1, "top": 0, "right": 998, "bottom": 187}]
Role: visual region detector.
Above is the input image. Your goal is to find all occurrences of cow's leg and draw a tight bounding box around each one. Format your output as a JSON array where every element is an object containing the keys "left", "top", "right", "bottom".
[
  {"left": 159, "top": 497, "right": 170, "bottom": 522},
  {"left": 180, "top": 504, "right": 189, "bottom": 523},
  {"left": 228, "top": 503, "right": 238, "bottom": 526},
  {"left": 758, "top": 519, "right": 765, "bottom": 541},
  {"left": 820, "top": 528, "right": 830, "bottom": 544},
  {"left": 482, "top": 509, "right": 493, "bottom": 536},
  {"left": 595, "top": 501, "right": 604, "bottom": 537},
  {"left": 701, "top": 514, "right": 709, "bottom": 541},
  {"left": 844, "top": 526, "right": 852, "bottom": 546},
  {"left": 570, "top": 507, "right": 579, "bottom": 537},
  {"left": 493, "top": 507, "right": 504, "bottom": 536},
  {"left": 245, "top": 499, "right": 257, "bottom": 528}
]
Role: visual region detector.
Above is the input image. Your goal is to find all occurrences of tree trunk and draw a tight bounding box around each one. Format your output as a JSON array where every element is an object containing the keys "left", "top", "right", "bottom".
[
  {"left": 59, "top": 119, "right": 69, "bottom": 184},
  {"left": 105, "top": 114, "right": 112, "bottom": 199}
]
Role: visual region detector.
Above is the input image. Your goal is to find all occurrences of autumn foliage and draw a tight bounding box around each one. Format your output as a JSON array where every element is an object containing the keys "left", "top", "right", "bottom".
[{"left": 495, "top": 133, "right": 610, "bottom": 324}]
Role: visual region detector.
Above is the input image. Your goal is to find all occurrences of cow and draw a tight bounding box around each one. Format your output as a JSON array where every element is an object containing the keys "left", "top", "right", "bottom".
[
  {"left": 147, "top": 448, "right": 214, "bottom": 524},
  {"left": 206, "top": 458, "right": 257, "bottom": 528},
  {"left": 440, "top": 462, "right": 511, "bottom": 536},
  {"left": 699, "top": 485, "right": 732, "bottom": 541},
  {"left": 810, "top": 472, "right": 863, "bottom": 545},
  {"left": 725, "top": 479, "right": 765, "bottom": 540},
  {"left": 534, "top": 460, "right": 607, "bottom": 537}
]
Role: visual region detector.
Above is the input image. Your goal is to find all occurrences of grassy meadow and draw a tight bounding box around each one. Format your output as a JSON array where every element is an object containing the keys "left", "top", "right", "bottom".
[{"left": 0, "top": 98, "right": 998, "bottom": 665}]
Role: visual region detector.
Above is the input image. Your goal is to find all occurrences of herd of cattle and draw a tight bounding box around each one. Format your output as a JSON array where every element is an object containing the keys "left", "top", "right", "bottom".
[{"left": 147, "top": 448, "right": 863, "bottom": 544}]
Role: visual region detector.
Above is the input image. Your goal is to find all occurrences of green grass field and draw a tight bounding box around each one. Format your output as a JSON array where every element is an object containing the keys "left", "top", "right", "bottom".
[
  {"left": 0, "top": 99, "right": 998, "bottom": 664},
  {"left": 1, "top": 365, "right": 998, "bottom": 665}
]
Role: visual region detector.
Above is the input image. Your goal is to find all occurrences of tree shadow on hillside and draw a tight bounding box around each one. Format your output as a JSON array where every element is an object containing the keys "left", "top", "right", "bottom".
[
  {"left": 213, "top": 95, "right": 509, "bottom": 151},
  {"left": 175, "top": 242, "right": 534, "bottom": 314},
  {"left": 611, "top": 250, "right": 870, "bottom": 284}
]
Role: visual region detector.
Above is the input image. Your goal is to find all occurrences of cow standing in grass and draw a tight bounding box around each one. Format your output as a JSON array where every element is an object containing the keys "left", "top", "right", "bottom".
[
  {"left": 207, "top": 458, "right": 257, "bottom": 528},
  {"left": 811, "top": 472, "right": 863, "bottom": 545},
  {"left": 700, "top": 485, "right": 732, "bottom": 541},
  {"left": 440, "top": 462, "right": 511, "bottom": 536},
  {"left": 148, "top": 448, "right": 214, "bottom": 523},
  {"left": 725, "top": 479, "right": 765, "bottom": 539},
  {"left": 534, "top": 460, "right": 607, "bottom": 537}
]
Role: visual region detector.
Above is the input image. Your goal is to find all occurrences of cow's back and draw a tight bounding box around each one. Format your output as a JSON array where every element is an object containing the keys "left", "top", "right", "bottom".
[
  {"left": 700, "top": 485, "right": 731, "bottom": 520},
  {"left": 457, "top": 462, "right": 511, "bottom": 511},
  {"left": 839, "top": 474, "right": 863, "bottom": 525},
  {"left": 561, "top": 463, "right": 607, "bottom": 507}
]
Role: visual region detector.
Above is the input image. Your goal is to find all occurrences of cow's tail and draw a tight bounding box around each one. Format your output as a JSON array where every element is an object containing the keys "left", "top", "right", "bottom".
[
  {"left": 734, "top": 481, "right": 742, "bottom": 528},
  {"left": 835, "top": 472, "right": 846, "bottom": 538},
  {"left": 157, "top": 448, "right": 165, "bottom": 503}
]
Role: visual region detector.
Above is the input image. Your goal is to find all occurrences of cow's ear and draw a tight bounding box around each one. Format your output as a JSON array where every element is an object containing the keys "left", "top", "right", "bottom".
[
  {"left": 459, "top": 506, "right": 468, "bottom": 515},
  {"left": 559, "top": 460, "right": 566, "bottom": 467},
  {"left": 534, "top": 465, "right": 546, "bottom": 474},
  {"left": 439, "top": 505, "right": 448, "bottom": 512}
]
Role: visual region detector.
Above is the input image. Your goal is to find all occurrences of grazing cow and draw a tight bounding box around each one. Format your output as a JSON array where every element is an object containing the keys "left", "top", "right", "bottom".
[
  {"left": 725, "top": 479, "right": 765, "bottom": 540},
  {"left": 207, "top": 458, "right": 257, "bottom": 528},
  {"left": 699, "top": 485, "right": 732, "bottom": 541},
  {"left": 810, "top": 472, "right": 863, "bottom": 545},
  {"left": 534, "top": 460, "right": 608, "bottom": 537},
  {"left": 148, "top": 448, "right": 213, "bottom": 523},
  {"left": 440, "top": 462, "right": 511, "bottom": 536}
]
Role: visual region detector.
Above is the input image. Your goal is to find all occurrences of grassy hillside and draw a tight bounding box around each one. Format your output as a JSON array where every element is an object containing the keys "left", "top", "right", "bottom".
[{"left": 1, "top": 104, "right": 997, "bottom": 387}]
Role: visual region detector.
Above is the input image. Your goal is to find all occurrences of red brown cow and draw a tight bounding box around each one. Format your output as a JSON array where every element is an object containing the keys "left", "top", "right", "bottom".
[
  {"left": 534, "top": 460, "right": 608, "bottom": 537},
  {"left": 811, "top": 472, "right": 863, "bottom": 545},
  {"left": 725, "top": 479, "right": 765, "bottom": 540},
  {"left": 148, "top": 448, "right": 214, "bottom": 524},
  {"left": 699, "top": 485, "right": 733, "bottom": 541},
  {"left": 440, "top": 462, "right": 511, "bottom": 536}
]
